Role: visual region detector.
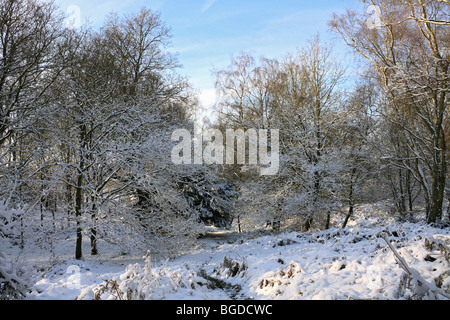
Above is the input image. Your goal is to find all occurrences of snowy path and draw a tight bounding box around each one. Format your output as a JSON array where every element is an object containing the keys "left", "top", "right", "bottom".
[{"left": 5, "top": 213, "right": 449, "bottom": 300}]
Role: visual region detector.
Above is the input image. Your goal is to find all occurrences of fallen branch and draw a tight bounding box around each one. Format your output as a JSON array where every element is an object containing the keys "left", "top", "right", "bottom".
[{"left": 380, "top": 233, "right": 450, "bottom": 300}]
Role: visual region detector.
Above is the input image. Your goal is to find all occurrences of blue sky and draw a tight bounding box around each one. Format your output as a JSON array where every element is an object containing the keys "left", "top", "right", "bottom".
[{"left": 55, "top": 0, "right": 363, "bottom": 108}]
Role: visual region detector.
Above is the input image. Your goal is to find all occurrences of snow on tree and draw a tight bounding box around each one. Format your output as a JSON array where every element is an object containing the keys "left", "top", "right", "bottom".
[
  {"left": 0, "top": 251, "right": 33, "bottom": 300},
  {"left": 330, "top": 0, "right": 449, "bottom": 224},
  {"left": 214, "top": 36, "right": 350, "bottom": 231},
  {"left": 0, "top": 204, "right": 34, "bottom": 299}
]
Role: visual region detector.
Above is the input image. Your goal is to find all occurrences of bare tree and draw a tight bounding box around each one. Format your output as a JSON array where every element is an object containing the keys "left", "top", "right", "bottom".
[
  {"left": 213, "top": 36, "right": 348, "bottom": 232},
  {"left": 214, "top": 53, "right": 256, "bottom": 127},
  {"left": 102, "top": 8, "right": 181, "bottom": 100},
  {"left": 0, "top": 0, "right": 65, "bottom": 204},
  {"left": 330, "top": 0, "right": 449, "bottom": 224},
  {"left": 273, "top": 36, "right": 346, "bottom": 231}
]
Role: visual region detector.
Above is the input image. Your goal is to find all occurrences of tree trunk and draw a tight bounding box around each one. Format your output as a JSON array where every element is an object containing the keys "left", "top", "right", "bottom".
[
  {"left": 75, "top": 171, "right": 83, "bottom": 260},
  {"left": 342, "top": 168, "right": 356, "bottom": 229},
  {"left": 427, "top": 128, "right": 447, "bottom": 224},
  {"left": 428, "top": 163, "right": 446, "bottom": 224},
  {"left": 66, "top": 148, "right": 73, "bottom": 229},
  {"left": 325, "top": 211, "right": 331, "bottom": 230},
  {"left": 398, "top": 168, "right": 406, "bottom": 216},
  {"left": 302, "top": 216, "right": 313, "bottom": 232},
  {"left": 75, "top": 124, "right": 87, "bottom": 260},
  {"left": 405, "top": 165, "right": 413, "bottom": 214},
  {"left": 90, "top": 227, "right": 98, "bottom": 256},
  {"left": 91, "top": 202, "right": 98, "bottom": 256}
]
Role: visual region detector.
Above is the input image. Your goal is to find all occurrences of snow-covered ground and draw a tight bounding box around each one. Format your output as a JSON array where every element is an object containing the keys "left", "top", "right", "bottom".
[{"left": 2, "top": 205, "right": 450, "bottom": 300}]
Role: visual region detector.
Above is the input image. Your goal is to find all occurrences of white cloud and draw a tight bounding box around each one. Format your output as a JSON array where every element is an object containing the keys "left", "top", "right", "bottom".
[{"left": 201, "top": 0, "right": 218, "bottom": 13}]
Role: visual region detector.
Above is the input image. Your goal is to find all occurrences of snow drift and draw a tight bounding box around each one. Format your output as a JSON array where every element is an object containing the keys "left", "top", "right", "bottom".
[{"left": 22, "top": 209, "right": 450, "bottom": 300}]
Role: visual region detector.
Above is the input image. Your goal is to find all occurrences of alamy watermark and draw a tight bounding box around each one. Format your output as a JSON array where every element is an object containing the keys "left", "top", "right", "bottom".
[
  {"left": 66, "top": 265, "right": 81, "bottom": 290},
  {"left": 66, "top": 5, "right": 81, "bottom": 30},
  {"left": 366, "top": 4, "right": 383, "bottom": 30},
  {"left": 171, "top": 128, "right": 280, "bottom": 176}
]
